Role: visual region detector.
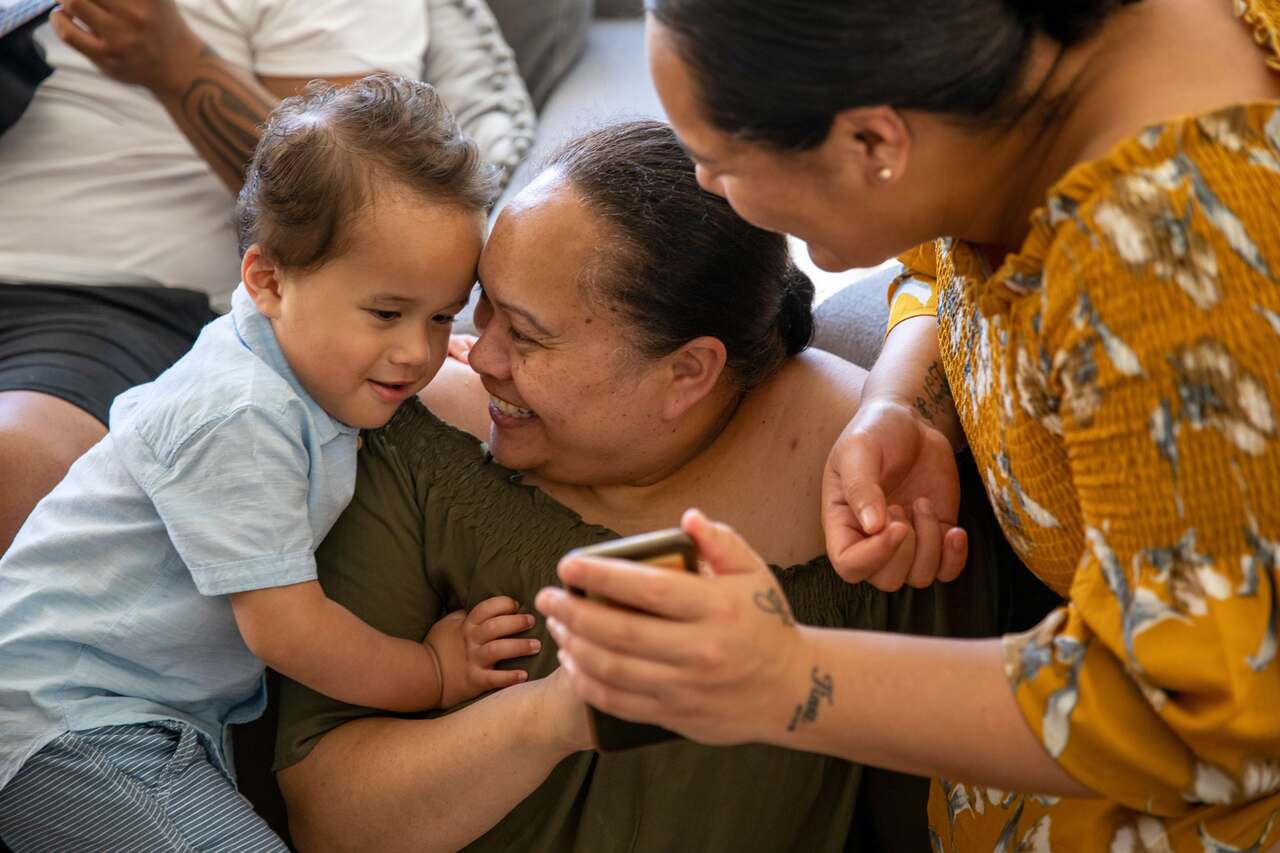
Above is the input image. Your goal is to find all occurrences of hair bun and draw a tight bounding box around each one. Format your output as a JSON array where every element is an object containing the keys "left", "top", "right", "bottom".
[
  {"left": 1005, "top": 0, "right": 1142, "bottom": 45},
  {"left": 777, "top": 264, "right": 815, "bottom": 356}
]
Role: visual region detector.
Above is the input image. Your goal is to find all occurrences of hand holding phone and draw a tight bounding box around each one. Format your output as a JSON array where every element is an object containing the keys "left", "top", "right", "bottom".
[{"left": 563, "top": 529, "right": 697, "bottom": 751}]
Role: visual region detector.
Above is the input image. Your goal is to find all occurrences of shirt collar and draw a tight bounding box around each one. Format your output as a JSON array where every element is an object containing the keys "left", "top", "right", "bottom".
[{"left": 230, "top": 284, "right": 359, "bottom": 438}]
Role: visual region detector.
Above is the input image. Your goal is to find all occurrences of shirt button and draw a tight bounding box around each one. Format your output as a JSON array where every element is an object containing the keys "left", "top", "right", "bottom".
[{"left": 356, "top": 434, "right": 364, "bottom": 450}]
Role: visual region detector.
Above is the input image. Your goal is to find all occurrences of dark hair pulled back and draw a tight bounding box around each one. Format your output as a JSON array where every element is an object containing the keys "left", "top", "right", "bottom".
[
  {"left": 546, "top": 120, "right": 814, "bottom": 390},
  {"left": 647, "top": 0, "right": 1144, "bottom": 150}
]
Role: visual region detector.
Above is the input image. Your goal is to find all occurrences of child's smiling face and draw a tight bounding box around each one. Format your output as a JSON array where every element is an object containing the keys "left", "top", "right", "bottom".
[{"left": 245, "top": 190, "right": 485, "bottom": 429}]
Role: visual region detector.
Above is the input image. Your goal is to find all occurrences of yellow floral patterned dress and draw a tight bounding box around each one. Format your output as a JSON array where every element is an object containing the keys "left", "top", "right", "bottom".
[{"left": 887, "top": 3, "right": 1280, "bottom": 849}]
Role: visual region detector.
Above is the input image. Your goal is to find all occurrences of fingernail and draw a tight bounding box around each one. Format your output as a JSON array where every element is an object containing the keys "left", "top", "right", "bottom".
[
  {"left": 517, "top": 670, "right": 528, "bottom": 681},
  {"left": 530, "top": 640, "right": 542, "bottom": 652},
  {"left": 525, "top": 615, "right": 536, "bottom": 628},
  {"left": 915, "top": 498, "right": 931, "bottom": 515},
  {"left": 859, "top": 507, "right": 878, "bottom": 530}
]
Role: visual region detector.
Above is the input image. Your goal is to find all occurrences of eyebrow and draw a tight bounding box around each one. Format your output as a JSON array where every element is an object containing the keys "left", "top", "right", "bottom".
[
  {"left": 368, "top": 292, "right": 471, "bottom": 311},
  {"left": 480, "top": 284, "right": 554, "bottom": 337}
]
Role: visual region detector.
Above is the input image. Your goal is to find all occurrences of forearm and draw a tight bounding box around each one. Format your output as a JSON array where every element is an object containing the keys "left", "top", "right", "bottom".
[
  {"left": 280, "top": 679, "right": 576, "bottom": 853},
  {"left": 233, "top": 584, "right": 439, "bottom": 712},
  {"left": 863, "top": 316, "right": 964, "bottom": 450},
  {"left": 766, "top": 627, "right": 1092, "bottom": 797},
  {"left": 148, "top": 41, "right": 277, "bottom": 192}
]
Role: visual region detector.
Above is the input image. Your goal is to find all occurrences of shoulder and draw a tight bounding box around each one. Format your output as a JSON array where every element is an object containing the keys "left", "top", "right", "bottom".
[
  {"left": 758, "top": 349, "right": 866, "bottom": 428},
  {"left": 117, "top": 319, "right": 307, "bottom": 466},
  {"left": 1041, "top": 104, "right": 1280, "bottom": 290},
  {"left": 1028, "top": 105, "right": 1280, "bottom": 339},
  {"left": 361, "top": 398, "right": 499, "bottom": 494}
]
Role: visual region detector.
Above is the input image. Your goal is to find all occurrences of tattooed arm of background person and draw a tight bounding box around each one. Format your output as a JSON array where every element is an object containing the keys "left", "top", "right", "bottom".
[{"left": 50, "top": 0, "right": 366, "bottom": 193}]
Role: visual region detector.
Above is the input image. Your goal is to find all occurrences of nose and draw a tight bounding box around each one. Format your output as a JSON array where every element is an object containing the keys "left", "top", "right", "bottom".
[
  {"left": 389, "top": 325, "right": 432, "bottom": 367},
  {"left": 466, "top": 321, "right": 509, "bottom": 381},
  {"left": 695, "top": 163, "right": 725, "bottom": 198}
]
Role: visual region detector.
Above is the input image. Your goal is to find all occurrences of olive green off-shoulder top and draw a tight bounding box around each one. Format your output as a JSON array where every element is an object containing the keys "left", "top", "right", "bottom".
[{"left": 273, "top": 401, "right": 1011, "bottom": 853}]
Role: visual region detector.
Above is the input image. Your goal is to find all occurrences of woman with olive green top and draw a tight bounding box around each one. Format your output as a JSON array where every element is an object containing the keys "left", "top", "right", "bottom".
[{"left": 273, "top": 121, "right": 1054, "bottom": 852}]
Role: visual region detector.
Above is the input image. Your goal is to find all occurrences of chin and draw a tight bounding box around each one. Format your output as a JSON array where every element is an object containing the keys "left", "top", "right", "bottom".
[{"left": 806, "top": 243, "right": 854, "bottom": 273}]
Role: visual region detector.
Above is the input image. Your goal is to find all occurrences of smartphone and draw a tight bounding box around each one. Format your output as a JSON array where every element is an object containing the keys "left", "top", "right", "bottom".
[{"left": 563, "top": 528, "right": 697, "bottom": 752}]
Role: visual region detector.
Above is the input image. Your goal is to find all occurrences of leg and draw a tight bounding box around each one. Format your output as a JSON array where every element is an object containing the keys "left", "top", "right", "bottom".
[
  {"left": 0, "top": 391, "right": 105, "bottom": 553},
  {"left": 0, "top": 724, "right": 288, "bottom": 853},
  {"left": 0, "top": 283, "right": 216, "bottom": 554}
]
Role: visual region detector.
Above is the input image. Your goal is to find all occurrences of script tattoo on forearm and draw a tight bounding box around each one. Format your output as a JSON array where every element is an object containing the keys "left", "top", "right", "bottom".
[
  {"left": 913, "top": 360, "right": 953, "bottom": 426},
  {"left": 753, "top": 587, "right": 795, "bottom": 627},
  {"left": 786, "top": 667, "right": 834, "bottom": 732},
  {"left": 177, "top": 46, "right": 275, "bottom": 189}
]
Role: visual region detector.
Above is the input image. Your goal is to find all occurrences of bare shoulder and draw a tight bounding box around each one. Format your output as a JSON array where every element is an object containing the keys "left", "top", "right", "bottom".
[
  {"left": 755, "top": 349, "right": 866, "bottom": 433},
  {"left": 698, "top": 350, "right": 867, "bottom": 565},
  {"left": 417, "top": 358, "right": 491, "bottom": 441}
]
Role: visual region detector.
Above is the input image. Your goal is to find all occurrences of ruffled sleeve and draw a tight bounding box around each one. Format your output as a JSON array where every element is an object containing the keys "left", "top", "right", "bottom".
[
  {"left": 887, "top": 243, "right": 942, "bottom": 333},
  {"left": 1002, "top": 171, "right": 1280, "bottom": 814}
]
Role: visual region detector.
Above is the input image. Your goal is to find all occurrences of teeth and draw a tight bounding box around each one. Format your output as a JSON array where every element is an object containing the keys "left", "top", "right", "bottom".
[{"left": 490, "top": 394, "right": 534, "bottom": 418}]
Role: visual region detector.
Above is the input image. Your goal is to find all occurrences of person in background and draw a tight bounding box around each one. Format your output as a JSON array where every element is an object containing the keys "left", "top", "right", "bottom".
[{"left": 0, "top": 0, "right": 426, "bottom": 553}]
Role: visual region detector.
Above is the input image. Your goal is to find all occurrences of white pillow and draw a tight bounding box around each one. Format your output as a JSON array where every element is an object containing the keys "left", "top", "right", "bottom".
[{"left": 422, "top": 0, "right": 537, "bottom": 190}]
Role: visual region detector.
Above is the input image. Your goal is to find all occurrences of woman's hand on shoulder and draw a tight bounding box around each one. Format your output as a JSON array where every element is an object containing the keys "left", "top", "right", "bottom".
[
  {"left": 534, "top": 510, "right": 806, "bottom": 747},
  {"left": 822, "top": 399, "right": 967, "bottom": 590}
]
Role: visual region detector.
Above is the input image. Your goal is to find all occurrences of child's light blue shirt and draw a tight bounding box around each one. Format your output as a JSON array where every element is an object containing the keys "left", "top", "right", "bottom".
[{"left": 0, "top": 285, "right": 360, "bottom": 790}]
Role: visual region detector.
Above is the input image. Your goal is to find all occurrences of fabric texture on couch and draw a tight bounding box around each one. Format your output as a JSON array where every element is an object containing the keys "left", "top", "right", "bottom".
[
  {"left": 424, "top": 0, "right": 538, "bottom": 189},
  {"left": 487, "top": 0, "right": 595, "bottom": 111}
]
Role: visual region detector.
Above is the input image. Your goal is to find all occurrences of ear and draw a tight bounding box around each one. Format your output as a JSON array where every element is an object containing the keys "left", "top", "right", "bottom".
[
  {"left": 241, "top": 244, "right": 286, "bottom": 319},
  {"left": 821, "top": 105, "right": 912, "bottom": 188},
  {"left": 661, "top": 335, "right": 729, "bottom": 421}
]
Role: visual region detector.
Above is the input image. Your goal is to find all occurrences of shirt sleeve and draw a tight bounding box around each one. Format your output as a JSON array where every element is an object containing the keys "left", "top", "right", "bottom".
[
  {"left": 888, "top": 243, "right": 941, "bottom": 333},
  {"left": 249, "top": 0, "right": 427, "bottom": 81},
  {"left": 1002, "top": 221, "right": 1280, "bottom": 816},
  {"left": 274, "top": 422, "right": 442, "bottom": 771},
  {"left": 142, "top": 405, "right": 318, "bottom": 596}
]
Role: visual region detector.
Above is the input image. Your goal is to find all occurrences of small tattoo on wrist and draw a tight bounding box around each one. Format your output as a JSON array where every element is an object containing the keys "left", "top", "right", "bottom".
[
  {"left": 786, "top": 667, "right": 834, "bottom": 732},
  {"left": 914, "top": 360, "right": 953, "bottom": 426},
  {"left": 753, "top": 587, "right": 795, "bottom": 626}
]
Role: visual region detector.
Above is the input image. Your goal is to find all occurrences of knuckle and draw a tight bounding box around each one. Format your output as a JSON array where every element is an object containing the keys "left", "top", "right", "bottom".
[{"left": 694, "top": 642, "right": 723, "bottom": 671}]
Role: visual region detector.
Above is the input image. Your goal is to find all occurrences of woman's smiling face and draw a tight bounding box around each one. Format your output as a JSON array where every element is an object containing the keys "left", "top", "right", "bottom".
[{"left": 467, "top": 170, "right": 677, "bottom": 485}]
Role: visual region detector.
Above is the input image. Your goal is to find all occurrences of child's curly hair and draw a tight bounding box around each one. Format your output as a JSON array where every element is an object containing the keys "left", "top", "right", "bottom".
[{"left": 236, "top": 75, "right": 497, "bottom": 271}]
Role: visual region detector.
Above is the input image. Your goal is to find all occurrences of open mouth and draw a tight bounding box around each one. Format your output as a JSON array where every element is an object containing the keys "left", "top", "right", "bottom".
[
  {"left": 368, "top": 379, "right": 415, "bottom": 402},
  {"left": 489, "top": 393, "right": 535, "bottom": 419}
]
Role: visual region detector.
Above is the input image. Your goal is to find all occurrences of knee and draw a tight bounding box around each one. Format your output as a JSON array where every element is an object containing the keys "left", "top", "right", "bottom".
[{"left": 0, "top": 399, "right": 104, "bottom": 552}]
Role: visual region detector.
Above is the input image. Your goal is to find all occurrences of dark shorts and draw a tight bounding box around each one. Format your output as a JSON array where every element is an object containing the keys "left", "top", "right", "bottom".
[{"left": 0, "top": 283, "right": 217, "bottom": 426}]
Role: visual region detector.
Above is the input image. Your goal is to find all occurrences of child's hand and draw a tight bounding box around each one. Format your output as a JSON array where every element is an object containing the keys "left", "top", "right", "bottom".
[{"left": 426, "top": 596, "right": 540, "bottom": 708}]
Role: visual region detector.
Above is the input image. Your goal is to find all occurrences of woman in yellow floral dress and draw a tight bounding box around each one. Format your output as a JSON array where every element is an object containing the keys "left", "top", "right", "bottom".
[{"left": 534, "top": 0, "right": 1280, "bottom": 849}]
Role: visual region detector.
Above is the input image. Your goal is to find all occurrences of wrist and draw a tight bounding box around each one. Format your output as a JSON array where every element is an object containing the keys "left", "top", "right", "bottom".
[
  {"left": 422, "top": 641, "right": 446, "bottom": 709},
  {"left": 761, "top": 626, "right": 832, "bottom": 748},
  {"left": 148, "top": 29, "right": 211, "bottom": 99},
  {"left": 535, "top": 673, "right": 592, "bottom": 757}
]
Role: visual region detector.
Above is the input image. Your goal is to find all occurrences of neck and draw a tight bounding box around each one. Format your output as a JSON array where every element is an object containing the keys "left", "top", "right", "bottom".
[{"left": 936, "top": 27, "right": 1124, "bottom": 254}]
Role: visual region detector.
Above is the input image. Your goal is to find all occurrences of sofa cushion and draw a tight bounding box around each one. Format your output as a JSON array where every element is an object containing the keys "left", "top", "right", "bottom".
[
  {"left": 423, "top": 0, "right": 538, "bottom": 189},
  {"left": 487, "top": 0, "right": 595, "bottom": 111},
  {"left": 811, "top": 266, "right": 897, "bottom": 369}
]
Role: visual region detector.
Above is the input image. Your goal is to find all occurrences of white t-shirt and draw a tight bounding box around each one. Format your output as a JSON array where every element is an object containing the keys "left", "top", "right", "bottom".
[{"left": 0, "top": 0, "right": 426, "bottom": 310}]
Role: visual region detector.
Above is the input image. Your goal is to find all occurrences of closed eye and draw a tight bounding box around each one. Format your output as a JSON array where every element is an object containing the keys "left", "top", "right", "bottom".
[{"left": 368, "top": 309, "right": 400, "bottom": 322}]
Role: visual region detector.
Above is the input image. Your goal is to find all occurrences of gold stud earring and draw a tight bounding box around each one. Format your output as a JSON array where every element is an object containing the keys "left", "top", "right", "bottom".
[{"left": 876, "top": 167, "right": 892, "bottom": 182}]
